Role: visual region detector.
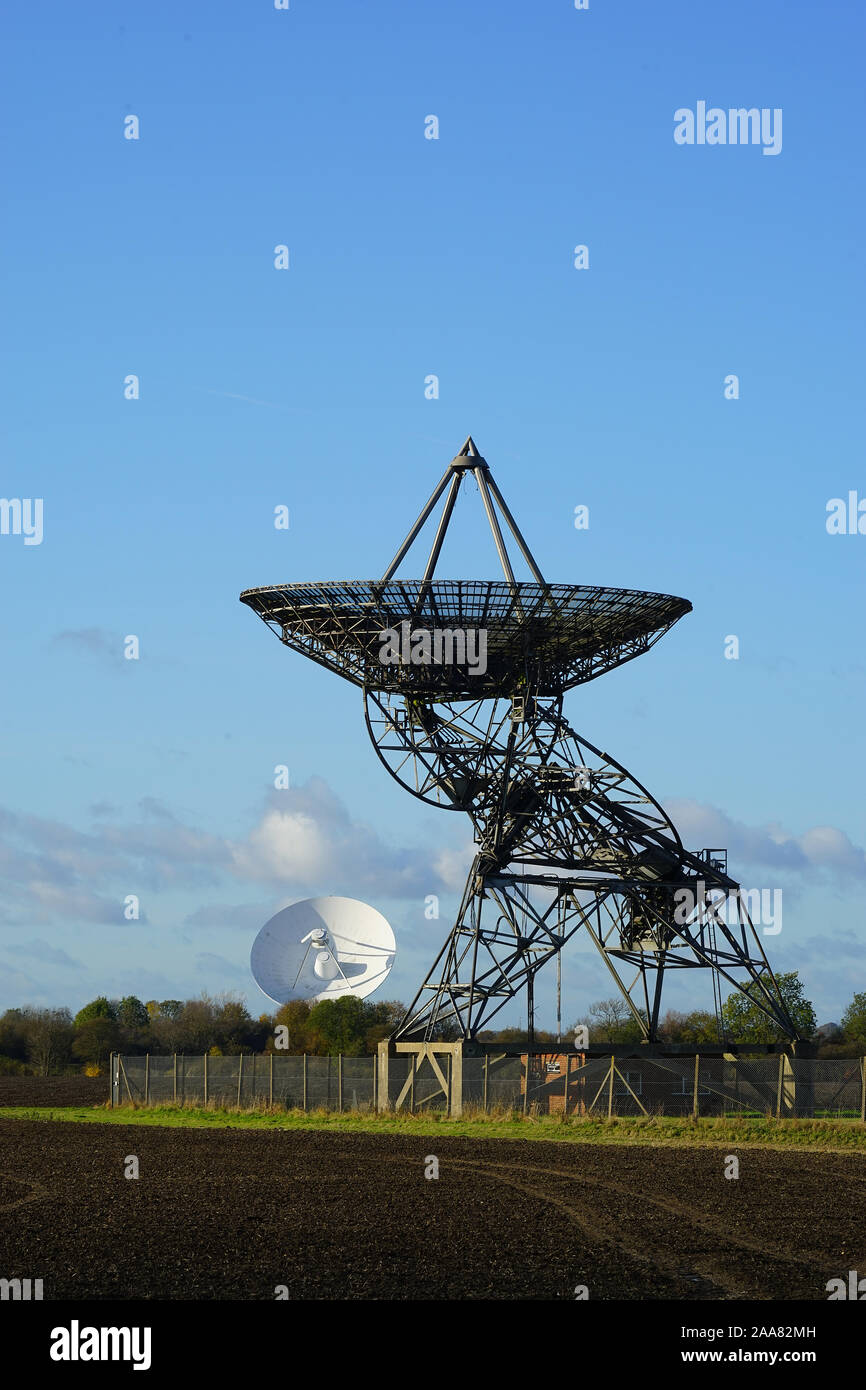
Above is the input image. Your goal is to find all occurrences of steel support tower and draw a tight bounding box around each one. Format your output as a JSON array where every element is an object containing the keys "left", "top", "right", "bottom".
[{"left": 242, "top": 437, "right": 798, "bottom": 1046}]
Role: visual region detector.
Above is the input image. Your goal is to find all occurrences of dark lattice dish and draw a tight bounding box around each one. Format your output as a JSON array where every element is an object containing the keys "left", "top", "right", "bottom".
[{"left": 240, "top": 579, "right": 691, "bottom": 697}]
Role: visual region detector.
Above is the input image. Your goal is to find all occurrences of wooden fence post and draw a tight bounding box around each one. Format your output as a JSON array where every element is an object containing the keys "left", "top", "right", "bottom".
[
  {"left": 303, "top": 1053, "right": 307, "bottom": 1111},
  {"left": 237, "top": 1052, "right": 243, "bottom": 1107},
  {"left": 144, "top": 1054, "right": 150, "bottom": 1105},
  {"left": 692, "top": 1053, "right": 700, "bottom": 1118},
  {"left": 173, "top": 1053, "right": 177, "bottom": 1103},
  {"left": 204, "top": 1052, "right": 208, "bottom": 1106},
  {"left": 607, "top": 1057, "right": 615, "bottom": 1117}
]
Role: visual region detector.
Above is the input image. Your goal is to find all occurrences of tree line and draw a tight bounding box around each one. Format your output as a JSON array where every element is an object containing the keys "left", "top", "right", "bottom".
[
  {"left": 2, "top": 971, "right": 862, "bottom": 1075},
  {"left": 0, "top": 994, "right": 408, "bottom": 1076},
  {"left": 574, "top": 972, "right": 862, "bottom": 1055}
]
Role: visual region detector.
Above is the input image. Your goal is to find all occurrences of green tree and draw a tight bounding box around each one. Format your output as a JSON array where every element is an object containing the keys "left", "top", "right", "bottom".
[
  {"left": 146, "top": 999, "right": 182, "bottom": 1020},
  {"left": 363, "top": 999, "right": 406, "bottom": 1052},
  {"left": 721, "top": 971, "right": 816, "bottom": 1043},
  {"left": 659, "top": 1009, "right": 719, "bottom": 1045},
  {"left": 117, "top": 996, "right": 149, "bottom": 1030},
  {"left": 74, "top": 996, "right": 117, "bottom": 1029},
  {"left": 841, "top": 992, "right": 866, "bottom": 1044},
  {"left": 307, "top": 996, "right": 369, "bottom": 1054},
  {"left": 268, "top": 1000, "right": 313, "bottom": 1053},
  {"left": 142, "top": 1000, "right": 184, "bottom": 1052},
  {"left": 73, "top": 1016, "right": 121, "bottom": 1067},
  {"left": 212, "top": 998, "right": 258, "bottom": 1053},
  {"left": 115, "top": 996, "right": 152, "bottom": 1054},
  {"left": 477, "top": 1026, "right": 557, "bottom": 1045}
]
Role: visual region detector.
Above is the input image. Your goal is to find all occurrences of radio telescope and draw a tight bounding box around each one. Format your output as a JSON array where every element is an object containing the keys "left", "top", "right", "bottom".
[
  {"left": 250, "top": 896, "right": 396, "bottom": 1006},
  {"left": 241, "top": 436, "right": 799, "bottom": 1046}
]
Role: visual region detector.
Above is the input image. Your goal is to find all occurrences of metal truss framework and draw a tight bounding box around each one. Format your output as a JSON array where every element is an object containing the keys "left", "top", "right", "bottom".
[
  {"left": 242, "top": 436, "right": 799, "bottom": 1047},
  {"left": 373, "top": 691, "right": 797, "bottom": 1042}
]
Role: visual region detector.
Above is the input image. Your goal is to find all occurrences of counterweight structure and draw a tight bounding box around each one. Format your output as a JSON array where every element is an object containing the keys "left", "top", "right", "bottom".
[{"left": 241, "top": 438, "right": 798, "bottom": 1045}]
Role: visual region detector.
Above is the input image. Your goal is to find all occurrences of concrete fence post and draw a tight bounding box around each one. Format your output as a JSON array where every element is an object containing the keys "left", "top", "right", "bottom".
[
  {"left": 377, "top": 1045, "right": 388, "bottom": 1112},
  {"left": 450, "top": 1045, "right": 463, "bottom": 1118}
]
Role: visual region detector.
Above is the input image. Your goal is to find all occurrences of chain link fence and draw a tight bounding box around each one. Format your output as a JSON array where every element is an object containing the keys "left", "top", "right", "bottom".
[
  {"left": 111, "top": 1052, "right": 866, "bottom": 1119},
  {"left": 112, "top": 1053, "right": 377, "bottom": 1110}
]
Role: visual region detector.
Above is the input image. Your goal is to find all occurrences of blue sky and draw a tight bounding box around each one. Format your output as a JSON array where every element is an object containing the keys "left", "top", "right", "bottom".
[{"left": 1, "top": 0, "right": 864, "bottom": 1028}]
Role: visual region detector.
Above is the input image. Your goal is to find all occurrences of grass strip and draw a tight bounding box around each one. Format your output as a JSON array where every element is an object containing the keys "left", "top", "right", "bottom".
[{"left": 2, "top": 1105, "right": 866, "bottom": 1150}]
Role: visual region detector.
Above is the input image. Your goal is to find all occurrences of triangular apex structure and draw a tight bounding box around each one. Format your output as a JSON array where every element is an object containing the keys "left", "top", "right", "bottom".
[
  {"left": 380, "top": 435, "right": 547, "bottom": 588},
  {"left": 453, "top": 434, "right": 483, "bottom": 461}
]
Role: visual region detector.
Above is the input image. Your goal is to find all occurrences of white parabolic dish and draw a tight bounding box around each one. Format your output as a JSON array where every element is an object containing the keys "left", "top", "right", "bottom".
[{"left": 250, "top": 896, "right": 396, "bottom": 1005}]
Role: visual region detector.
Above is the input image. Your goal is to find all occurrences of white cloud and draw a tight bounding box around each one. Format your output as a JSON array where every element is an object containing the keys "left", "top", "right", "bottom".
[
  {"left": 231, "top": 808, "right": 331, "bottom": 884},
  {"left": 0, "top": 777, "right": 464, "bottom": 929},
  {"left": 665, "top": 798, "right": 866, "bottom": 879}
]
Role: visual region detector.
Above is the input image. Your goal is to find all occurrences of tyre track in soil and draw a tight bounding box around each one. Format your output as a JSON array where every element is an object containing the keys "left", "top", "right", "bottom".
[
  {"left": 444, "top": 1158, "right": 818, "bottom": 1300},
  {"left": 0, "top": 1171, "right": 51, "bottom": 1215}
]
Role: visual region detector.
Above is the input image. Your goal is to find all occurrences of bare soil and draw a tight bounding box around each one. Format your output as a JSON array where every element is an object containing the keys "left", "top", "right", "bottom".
[
  {"left": 0, "top": 1119, "right": 862, "bottom": 1300},
  {"left": 0, "top": 1076, "right": 108, "bottom": 1107}
]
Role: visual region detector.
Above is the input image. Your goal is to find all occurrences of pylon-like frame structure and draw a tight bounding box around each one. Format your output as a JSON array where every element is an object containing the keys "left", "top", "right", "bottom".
[{"left": 241, "top": 437, "right": 799, "bottom": 1045}]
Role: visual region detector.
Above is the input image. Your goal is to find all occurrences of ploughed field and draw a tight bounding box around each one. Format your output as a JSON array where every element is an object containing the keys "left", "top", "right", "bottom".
[
  {"left": 0, "top": 1119, "right": 863, "bottom": 1300},
  {"left": 0, "top": 1076, "right": 108, "bottom": 1107}
]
